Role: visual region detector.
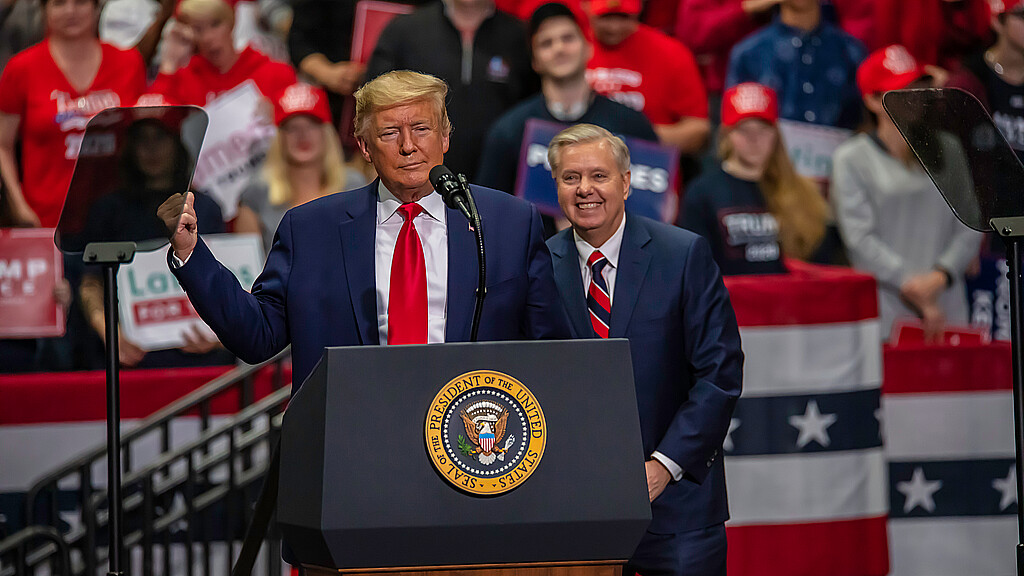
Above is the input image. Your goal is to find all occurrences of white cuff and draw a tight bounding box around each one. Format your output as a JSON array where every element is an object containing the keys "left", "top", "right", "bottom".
[
  {"left": 171, "top": 252, "right": 192, "bottom": 268},
  {"left": 651, "top": 451, "right": 684, "bottom": 482}
]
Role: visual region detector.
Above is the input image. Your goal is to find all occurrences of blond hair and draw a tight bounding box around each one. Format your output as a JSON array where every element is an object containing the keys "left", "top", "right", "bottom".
[
  {"left": 177, "top": 0, "right": 234, "bottom": 25},
  {"left": 718, "top": 126, "right": 827, "bottom": 260},
  {"left": 353, "top": 70, "right": 451, "bottom": 139},
  {"left": 262, "top": 123, "right": 346, "bottom": 206},
  {"left": 547, "top": 124, "right": 630, "bottom": 174}
]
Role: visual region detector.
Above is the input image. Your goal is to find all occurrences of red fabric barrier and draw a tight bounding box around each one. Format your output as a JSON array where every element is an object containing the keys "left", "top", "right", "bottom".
[
  {"left": 725, "top": 260, "right": 878, "bottom": 327},
  {"left": 0, "top": 364, "right": 292, "bottom": 425},
  {"left": 727, "top": 516, "right": 890, "bottom": 576},
  {"left": 883, "top": 341, "right": 1012, "bottom": 395}
]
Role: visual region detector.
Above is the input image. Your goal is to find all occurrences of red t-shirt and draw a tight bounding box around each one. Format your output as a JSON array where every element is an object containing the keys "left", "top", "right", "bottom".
[
  {"left": 150, "top": 46, "right": 297, "bottom": 106},
  {"left": 0, "top": 41, "right": 146, "bottom": 228},
  {"left": 586, "top": 24, "right": 708, "bottom": 125}
]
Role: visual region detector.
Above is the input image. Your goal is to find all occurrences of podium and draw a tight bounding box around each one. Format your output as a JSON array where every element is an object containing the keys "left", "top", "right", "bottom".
[{"left": 278, "top": 340, "right": 651, "bottom": 575}]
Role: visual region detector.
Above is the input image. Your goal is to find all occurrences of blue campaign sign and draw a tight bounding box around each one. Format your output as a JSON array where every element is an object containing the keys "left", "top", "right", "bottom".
[{"left": 514, "top": 118, "right": 680, "bottom": 223}]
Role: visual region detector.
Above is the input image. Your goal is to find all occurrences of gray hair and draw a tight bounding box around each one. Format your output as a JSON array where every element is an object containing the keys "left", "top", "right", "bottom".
[{"left": 547, "top": 124, "right": 630, "bottom": 174}]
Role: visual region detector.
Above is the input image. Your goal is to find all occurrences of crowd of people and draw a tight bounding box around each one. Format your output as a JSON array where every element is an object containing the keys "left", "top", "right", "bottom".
[{"left": 0, "top": 0, "right": 1016, "bottom": 372}]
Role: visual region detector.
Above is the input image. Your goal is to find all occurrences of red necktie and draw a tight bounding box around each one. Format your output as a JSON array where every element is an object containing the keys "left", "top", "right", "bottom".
[{"left": 388, "top": 203, "right": 428, "bottom": 345}]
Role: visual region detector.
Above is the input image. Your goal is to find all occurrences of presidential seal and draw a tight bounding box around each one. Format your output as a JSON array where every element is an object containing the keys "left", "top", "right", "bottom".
[{"left": 425, "top": 370, "right": 547, "bottom": 495}]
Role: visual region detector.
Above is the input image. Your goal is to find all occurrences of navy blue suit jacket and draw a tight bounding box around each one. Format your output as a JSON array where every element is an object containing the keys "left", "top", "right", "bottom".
[
  {"left": 171, "top": 181, "right": 571, "bottom": 389},
  {"left": 547, "top": 214, "right": 743, "bottom": 534}
]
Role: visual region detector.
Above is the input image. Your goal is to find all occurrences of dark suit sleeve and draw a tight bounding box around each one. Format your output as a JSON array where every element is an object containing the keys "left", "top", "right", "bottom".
[
  {"left": 657, "top": 235, "right": 743, "bottom": 484},
  {"left": 169, "top": 213, "right": 294, "bottom": 365},
  {"left": 523, "top": 203, "right": 572, "bottom": 340}
]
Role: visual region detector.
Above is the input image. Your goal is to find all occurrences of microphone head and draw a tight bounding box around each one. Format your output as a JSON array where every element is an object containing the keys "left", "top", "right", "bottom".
[
  {"left": 429, "top": 164, "right": 462, "bottom": 210},
  {"left": 429, "top": 165, "right": 456, "bottom": 188}
]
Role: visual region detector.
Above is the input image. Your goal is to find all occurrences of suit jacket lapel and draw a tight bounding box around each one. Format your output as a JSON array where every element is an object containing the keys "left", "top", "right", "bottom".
[
  {"left": 338, "top": 182, "right": 379, "bottom": 345},
  {"left": 549, "top": 231, "right": 594, "bottom": 339},
  {"left": 446, "top": 205, "right": 478, "bottom": 342},
  {"left": 610, "top": 216, "right": 652, "bottom": 338}
]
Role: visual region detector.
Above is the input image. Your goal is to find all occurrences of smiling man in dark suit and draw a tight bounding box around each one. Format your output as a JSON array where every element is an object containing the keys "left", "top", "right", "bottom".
[
  {"left": 160, "top": 70, "right": 569, "bottom": 390},
  {"left": 545, "top": 124, "right": 743, "bottom": 576}
]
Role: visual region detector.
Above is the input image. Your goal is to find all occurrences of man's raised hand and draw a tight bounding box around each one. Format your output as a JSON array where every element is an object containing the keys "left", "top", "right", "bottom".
[{"left": 158, "top": 191, "right": 198, "bottom": 262}]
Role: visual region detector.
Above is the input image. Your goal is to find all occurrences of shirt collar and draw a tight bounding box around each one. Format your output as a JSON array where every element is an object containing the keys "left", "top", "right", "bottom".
[
  {"left": 573, "top": 214, "right": 627, "bottom": 270},
  {"left": 377, "top": 180, "right": 447, "bottom": 225}
]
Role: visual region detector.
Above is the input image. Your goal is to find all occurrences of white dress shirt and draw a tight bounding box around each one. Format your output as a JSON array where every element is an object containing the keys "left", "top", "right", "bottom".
[
  {"left": 573, "top": 215, "right": 684, "bottom": 482},
  {"left": 573, "top": 216, "right": 627, "bottom": 306},
  {"left": 375, "top": 181, "right": 448, "bottom": 345}
]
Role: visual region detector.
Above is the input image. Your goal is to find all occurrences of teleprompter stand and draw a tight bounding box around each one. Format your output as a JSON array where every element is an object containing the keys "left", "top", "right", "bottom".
[
  {"left": 85, "top": 242, "right": 137, "bottom": 576},
  {"left": 54, "top": 105, "right": 208, "bottom": 576},
  {"left": 884, "top": 88, "right": 1024, "bottom": 575},
  {"left": 279, "top": 340, "right": 651, "bottom": 575}
]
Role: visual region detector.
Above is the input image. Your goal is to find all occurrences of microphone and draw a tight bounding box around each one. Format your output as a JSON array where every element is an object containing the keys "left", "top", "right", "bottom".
[
  {"left": 429, "top": 165, "right": 473, "bottom": 222},
  {"left": 429, "top": 165, "right": 486, "bottom": 342}
]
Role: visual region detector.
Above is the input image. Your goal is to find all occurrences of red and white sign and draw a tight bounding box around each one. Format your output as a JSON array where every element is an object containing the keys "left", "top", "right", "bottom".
[
  {"left": 0, "top": 228, "right": 65, "bottom": 338},
  {"left": 117, "top": 233, "right": 263, "bottom": 350},
  {"left": 191, "top": 82, "right": 275, "bottom": 220},
  {"left": 351, "top": 1, "right": 414, "bottom": 64}
]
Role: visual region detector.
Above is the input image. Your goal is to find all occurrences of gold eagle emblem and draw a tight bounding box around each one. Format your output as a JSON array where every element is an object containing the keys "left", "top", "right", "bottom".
[{"left": 460, "top": 407, "right": 511, "bottom": 465}]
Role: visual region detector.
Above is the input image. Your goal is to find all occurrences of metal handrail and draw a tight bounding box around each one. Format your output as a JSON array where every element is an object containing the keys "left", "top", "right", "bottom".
[
  {"left": 5, "top": 348, "right": 292, "bottom": 576},
  {"left": 25, "top": 347, "right": 290, "bottom": 518},
  {"left": 0, "top": 526, "right": 71, "bottom": 576},
  {"left": 68, "top": 395, "right": 290, "bottom": 574}
]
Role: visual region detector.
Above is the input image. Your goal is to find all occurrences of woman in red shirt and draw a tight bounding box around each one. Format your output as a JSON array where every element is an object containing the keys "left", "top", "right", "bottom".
[{"left": 0, "top": 0, "right": 146, "bottom": 228}]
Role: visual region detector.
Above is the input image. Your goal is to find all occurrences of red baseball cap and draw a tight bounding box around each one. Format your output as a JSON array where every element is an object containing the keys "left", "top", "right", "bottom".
[
  {"left": 588, "top": 0, "right": 641, "bottom": 17},
  {"left": 721, "top": 83, "right": 778, "bottom": 127},
  {"left": 274, "top": 83, "right": 332, "bottom": 126},
  {"left": 857, "top": 45, "right": 928, "bottom": 96},
  {"left": 989, "top": 0, "right": 1024, "bottom": 14}
]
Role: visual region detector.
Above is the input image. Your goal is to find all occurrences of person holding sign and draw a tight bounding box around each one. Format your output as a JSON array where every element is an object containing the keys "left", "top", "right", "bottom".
[
  {"left": 545, "top": 124, "right": 742, "bottom": 576},
  {"left": 236, "top": 83, "right": 365, "bottom": 252},
  {"left": 161, "top": 70, "right": 569, "bottom": 390},
  {"left": 80, "top": 119, "right": 230, "bottom": 368},
  {"left": 832, "top": 45, "right": 982, "bottom": 341},
  {"left": 477, "top": 2, "right": 656, "bottom": 199},
  {"left": 679, "top": 82, "right": 829, "bottom": 275}
]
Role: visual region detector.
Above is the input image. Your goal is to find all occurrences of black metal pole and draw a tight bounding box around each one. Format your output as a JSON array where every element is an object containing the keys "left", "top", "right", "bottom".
[
  {"left": 102, "top": 262, "right": 124, "bottom": 576},
  {"left": 1004, "top": 238, "right": 1024, "bottom": 576}
]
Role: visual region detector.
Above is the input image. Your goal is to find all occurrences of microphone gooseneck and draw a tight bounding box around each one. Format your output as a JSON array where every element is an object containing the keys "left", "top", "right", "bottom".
[{"left": 428, "top": 165, "right": 486, "bottom": 342}]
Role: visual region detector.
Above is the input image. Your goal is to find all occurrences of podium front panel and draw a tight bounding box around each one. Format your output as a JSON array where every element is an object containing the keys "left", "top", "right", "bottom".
[{"left": 279, "top": 340, "right": 650, "bottom": 570}]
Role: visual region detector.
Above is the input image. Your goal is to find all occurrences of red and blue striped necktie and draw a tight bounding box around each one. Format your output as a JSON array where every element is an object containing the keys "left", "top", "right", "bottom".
[{"left": 587, "top": 250, "right": 611, "bottom": 338}]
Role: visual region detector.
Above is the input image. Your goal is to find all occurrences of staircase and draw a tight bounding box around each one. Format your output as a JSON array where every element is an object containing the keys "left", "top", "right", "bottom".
[{"left": 0, "top": 350, "right": 291, "bottom": 576}]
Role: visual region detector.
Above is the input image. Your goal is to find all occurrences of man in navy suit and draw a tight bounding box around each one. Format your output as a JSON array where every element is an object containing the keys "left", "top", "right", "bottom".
[
  {"left": 159, "top": 71, "right": 570, "bottom": 389},
  {"left": 545, "top": 124, "right": 742, "bottom": 576}
]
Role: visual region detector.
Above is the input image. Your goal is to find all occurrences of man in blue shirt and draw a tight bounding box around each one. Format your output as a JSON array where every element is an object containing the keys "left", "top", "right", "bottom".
[{"left": 726, "top": 0, "right": 866, "bottom": 129}]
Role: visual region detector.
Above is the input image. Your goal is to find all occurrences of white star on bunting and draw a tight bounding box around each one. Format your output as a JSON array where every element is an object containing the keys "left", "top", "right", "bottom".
[
  {"left": 993, "top": 466, "right": 1017, "bottom": 511},
  {"left": 789, "top": 400, "right": 837, "bottom": 448},
  {"left": 723, "top": 418, "right": 741, "bottom": 452},
  {"left": 898, "top": 467, "right": 942, "bottom": 513}
]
